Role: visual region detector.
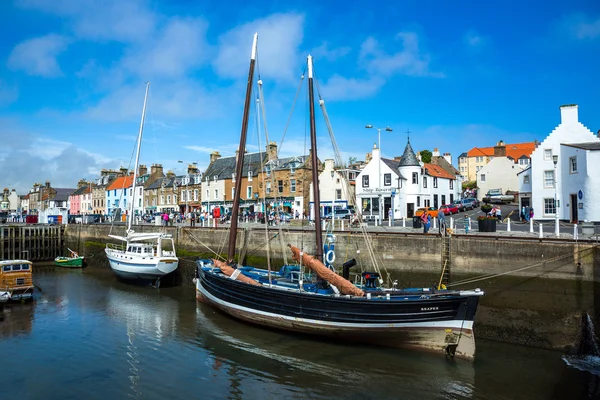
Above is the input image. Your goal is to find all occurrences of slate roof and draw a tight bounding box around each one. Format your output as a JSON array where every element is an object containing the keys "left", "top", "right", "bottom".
[
  {"left": 71, "top": 186, "right": 88, "bottom": 196},
  {"left": 398, "top": 140, "right": 420, "bottom": 167},
  {"left": 459, "top": 152, "right": 467, "bottom": 159},
  {"left": 562, "top": 142, "right": 600, "bottom": 151},
  {"left": 53, "top": 188, "right": 77, "bottom": 202},
  {"left": 204, "top": 151, "right": 268, "bottom": 180},
  {"left": 431, "top": 156, "right": 459, "bottom": 176},
  {"left": 381, "top": 158, "right": 406, "bottom": 180}
]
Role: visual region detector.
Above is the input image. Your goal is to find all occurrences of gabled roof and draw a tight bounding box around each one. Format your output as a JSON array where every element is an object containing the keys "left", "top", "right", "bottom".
[
  {"left": 274, "top": 155, "right": 309, "bottom": 170},
  {"left": 431, "top": 156, "right": 459, "bottom": 176},
  {"left": 423, "top": 163, "right": 455, "bottom": 180},
  {"left": 71, "top": 186, "right": 88, "bottom": 196},
  {"left": 458, "top": 152, "right": 468, "bottom": 158},
  {"left": 106, "top": 176, "right": 134, "bottom": 191},
  {"left": 381, "top": 158, "right": 406, "bottom": 180},
  {"left": 53, "top": 188, "right": 76, "bottom": 202},
  {"left": 398, "top": 140, "right": 420, "bottom": 167},
  {"left": 204, "top": 151, "right": 267, "bottom": 180},
  {"left": 466, "top": 142, "right": 536, "bottom": 161}
]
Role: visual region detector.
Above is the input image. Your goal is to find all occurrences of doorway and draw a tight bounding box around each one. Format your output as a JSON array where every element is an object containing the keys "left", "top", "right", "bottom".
[
  {"left": 570, "top": 194, "right": 578, "bottom": 223},
  {"left": 407, "top": 203, "right": 415, "bottom": 218}
]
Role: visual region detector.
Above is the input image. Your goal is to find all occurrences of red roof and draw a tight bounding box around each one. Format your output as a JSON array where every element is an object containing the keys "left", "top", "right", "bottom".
[
  {"left": 424, "top": 163, "right": 455, "bottom": 179},
  {"left": 106, "top": 176, "right": 133, "bottom": 191},
  {"left": 467, "top": 142, "right": 536, "bottom": 160}
]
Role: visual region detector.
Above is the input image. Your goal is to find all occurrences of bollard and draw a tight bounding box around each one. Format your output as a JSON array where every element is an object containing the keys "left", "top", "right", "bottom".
[
  {"left": 574, "top": 224, "right": 578, "bottom": 240},
  {"left": 388, "top": 217, "right": 391, "bottom": 227},
  {"left": 450, "top": 217, "right": 454, "bottom": 231},
  {"left": 539, "top": 223, "right": 543, "bottom": 238},
  {"left": 341, "top": 220, "right": 344, "bottom": 231},
  {"left": 530, "top": 218, "right": 534, "bottom": 233},
  {"left": 507, "top": 218, "right": 511, "bottom": 232},
  {"left": 433, "top": 217, "right": 437, "bottom": 230},
  {"left": 402, "top": 217, "right": 406, "bottom": 228},
  {"left": 468, "top": 217, "right": 472, "bottom": 232}
]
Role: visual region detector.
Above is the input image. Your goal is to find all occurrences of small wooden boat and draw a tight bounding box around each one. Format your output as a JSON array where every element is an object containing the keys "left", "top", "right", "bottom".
[
  {"left": 0, "top": 259, "right": 35, "bottom": 302},
  {"left": 54, "top": 249, "right": 85, "bottom": 268}
]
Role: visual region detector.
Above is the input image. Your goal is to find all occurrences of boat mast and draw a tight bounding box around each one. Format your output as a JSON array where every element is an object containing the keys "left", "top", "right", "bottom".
[
  {"left": 128, "top": 81, "right": 150, "bottom": 234},
  {"left": 227, "top": 33, "right": 258, "bottom": 264},
  {"left": 307, "top": 55, "right": 323, "bottom": 261}
]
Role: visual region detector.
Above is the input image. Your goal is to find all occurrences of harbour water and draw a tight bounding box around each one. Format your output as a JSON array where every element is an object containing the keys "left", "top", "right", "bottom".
[{"left": 0, "top": 266, "right": 598, "bottom": 399}]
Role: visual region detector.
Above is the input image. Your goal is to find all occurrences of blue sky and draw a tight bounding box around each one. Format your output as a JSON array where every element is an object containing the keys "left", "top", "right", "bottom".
[{"left": 1, "top": 0, "right": 599, "bottom": 193}]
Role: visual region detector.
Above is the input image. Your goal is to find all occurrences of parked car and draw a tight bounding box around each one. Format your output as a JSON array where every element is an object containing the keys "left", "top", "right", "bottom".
[
  {"left": 323, "top": 209, "right": 353, "bottom": 220},
  {"left": 460, "top": 198, "right": 477, "bottom": 211},
  {"left": 414, "top": 207, "right": 439, "bottom": 218},
  {"left": 452, "top": 200, "right": 465, "bottom": 212},
  {"left": 439, "top": 204, "right": 459, "bottom": 215}
]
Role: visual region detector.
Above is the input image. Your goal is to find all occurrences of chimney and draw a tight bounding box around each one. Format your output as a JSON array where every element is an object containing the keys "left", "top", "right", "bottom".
[
  {"left": 77, "top": 179, "right": 88, "bottom": 188},
  {"left": 432, "top": 148, "right": 440, "bottom": 157},
  {"left": 494, "top": 140, "right": 506, "bottom": 157},
  {"left": 119, "top": 167, "right": 128, "bottom": 176},
  {"left": 266, "top": 142, "right": 277, "bottom": 161},
  {"left": 559, "top": 104, "right": 578, "bottom": 125},
  {"left": 187, "top": 164, "right": 199, "bottom": 175},
  {"left": 443, "top": 152, "right": 452, "bottom": 164},
  {"left": 416, "top": 151, "right": 422, "bottom": 162},
  {"left": 166, "top": 171, "right": 175, "bottom": 179},
  {"left": 45, "top": 181, "right": 51, "bottom": 188},
  {"left": 138, "top": 164, "right": 148, "bottom": 176},
  {"left": 365, "top": 151, "right": 372, "bottom": 164},
  {"left": 150, "top": 164, "right": 164, "bottom": 177},
  {"left": 210, "top": 151, "right": 221, "bottom": 164}
]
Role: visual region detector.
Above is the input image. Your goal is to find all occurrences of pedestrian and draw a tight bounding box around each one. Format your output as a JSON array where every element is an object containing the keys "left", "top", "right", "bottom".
[
  {"left": 438, "top": 209, "right": 446, "bottom": 234},
  {"left": 295, "top": 210, "right": 299, "bottom": 219},
  {"left": 496, "top": 207, "right": 502, "bottom": 222},
  {"left": 421, "top": 211, "right": 429, "bottom": 234},
  {"left": 162, "top": 212, "right": 169, "bottom": 227},
  {"left": 388, "top": 208, "right": 393, "bottom": 225},
  {"left": 529, "top": 207, "right": 534, "bottom": 221},
  {"left": 524, "top": 206, "right": 530, "bottom": 222},
  {"left": 190, "top": 211, "right": 196, "bottom": 227},
  {"left": 521, "top": 206, "right": 526, "bottom": 222}
]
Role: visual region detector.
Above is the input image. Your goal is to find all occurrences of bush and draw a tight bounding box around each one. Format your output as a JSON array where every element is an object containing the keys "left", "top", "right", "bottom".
[{"left": 477, "top": 215, "right": 496, "bottom": 221}]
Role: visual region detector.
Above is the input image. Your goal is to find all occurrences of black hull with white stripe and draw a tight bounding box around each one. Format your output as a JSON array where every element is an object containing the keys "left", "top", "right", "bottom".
[{"left": 196, "top": 267, "right": 483, "bottom": 360}]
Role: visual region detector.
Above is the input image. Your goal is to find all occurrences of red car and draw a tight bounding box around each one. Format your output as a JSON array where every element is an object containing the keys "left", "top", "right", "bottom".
[{"left": 439, "top": 204, "right": 458, "bottom": 215}]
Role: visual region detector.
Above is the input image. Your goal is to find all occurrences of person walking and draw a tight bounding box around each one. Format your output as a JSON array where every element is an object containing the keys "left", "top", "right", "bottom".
[
  {"left": 190, "top": 211, "right": 196, "bottom": 227},
  {"left": 162, "top": 212, "right": 169, "bottom": 227},
  {"left": 496, "top": 207, "right": 502, "bottom": 222},
  {"left": 438, "top": 209, "right": 446, "bottom": 235}
]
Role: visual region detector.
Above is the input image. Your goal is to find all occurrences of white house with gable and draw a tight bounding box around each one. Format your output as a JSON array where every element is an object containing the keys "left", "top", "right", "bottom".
[{"left": 530, "top": 104, "right": 600, "bottom": 223}]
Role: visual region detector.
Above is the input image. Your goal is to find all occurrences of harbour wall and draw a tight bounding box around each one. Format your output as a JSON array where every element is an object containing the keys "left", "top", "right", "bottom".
[{"left": 64, "top": 224, "right": 599, "bottom": 353}]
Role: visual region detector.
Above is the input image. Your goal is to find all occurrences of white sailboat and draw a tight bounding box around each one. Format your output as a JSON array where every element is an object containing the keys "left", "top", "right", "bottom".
[{"left": 105, "top": 82, "right": 179, "bottom": 286}]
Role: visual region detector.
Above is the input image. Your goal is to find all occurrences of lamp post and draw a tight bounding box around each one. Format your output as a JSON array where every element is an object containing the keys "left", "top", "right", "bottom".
[
  {"left": 331, "top": 169, "right": 335, "bottom": 222},
  {"left": 366, "top": 124, "right": 393, "bottom": 223},
  {"left": 552, "top": 154, "right": 559, "bottom": 236}
]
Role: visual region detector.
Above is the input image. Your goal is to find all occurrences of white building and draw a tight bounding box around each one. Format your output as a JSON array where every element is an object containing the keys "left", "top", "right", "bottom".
[
  {"left": 106, "top": 175, "right": 144, "bottom": 218},
  {"left": 356, "top": 140, "right": 460, "bottom": 220},
  {"left": 477, "top": 157, "right": 525, "bottom": 201},
  {"left": 530, "top": 104, "right": 600, "bottom": 222},
  {"left": 309, "top": 159, "right": 352, "bottom": 218}
]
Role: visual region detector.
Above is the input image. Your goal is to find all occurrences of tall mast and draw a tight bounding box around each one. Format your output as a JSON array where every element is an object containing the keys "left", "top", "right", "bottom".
[
  {"left": 129, "top": 81, "right": 150, "bottom": 233},
  {"left": 307, "top": 55, "right": 323, "bottom": 261},
  {"left": 227, "top": 33, "right": 258, "bottom": 264}
]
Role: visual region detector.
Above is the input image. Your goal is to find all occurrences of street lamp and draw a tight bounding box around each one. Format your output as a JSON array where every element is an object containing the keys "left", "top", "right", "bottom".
[
  {"left": 331, "top": 169, "right": 335, "bottom": 222},
  {"left": 366, "top": 124, "right": 393, "bottom": 223},
  {"left": 552, "top": 154, "right": 559, "bottom": 236}
]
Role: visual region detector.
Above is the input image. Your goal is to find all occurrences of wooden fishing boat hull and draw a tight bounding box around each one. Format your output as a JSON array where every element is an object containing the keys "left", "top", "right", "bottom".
[
  {"left": 196, "top": 267, "right": 482, "bottom": 360},
  {"left": 105, "top": 248, "right": 178, "bottom": 282},
  {"left": 54, "top": 256, "right": 85, "bottom": 268},
  {"left": 1, "top": 260, "right": 35, "bottom": 302}
]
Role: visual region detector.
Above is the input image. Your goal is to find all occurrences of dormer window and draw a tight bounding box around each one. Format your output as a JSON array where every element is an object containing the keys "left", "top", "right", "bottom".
[
  {"left": 232, "top": 173, "right": 236, "bottom": 182},
  {"left": 265, "top": 165, "right": 271, "bottom": 176},
  {"left": 248, "top": 171, "right": 253, "bottom": 181},
  {"left": 213, "top": 175, "right": 218, "bottom": 182},
  {"left": 290, "top": 165, "right": 296, "bottom": 175}
]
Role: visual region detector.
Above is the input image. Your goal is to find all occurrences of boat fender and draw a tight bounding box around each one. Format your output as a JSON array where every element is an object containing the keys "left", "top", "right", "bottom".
[{"left": 325, "top": 250, "right": 335, "bottom": 264}]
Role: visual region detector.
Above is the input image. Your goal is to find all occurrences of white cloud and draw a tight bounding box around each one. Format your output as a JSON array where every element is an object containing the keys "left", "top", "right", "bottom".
[
  {"left": 568, "top": 14, "right": 600, "bottom": 40},
  {"left": 7, "top": 34, "right": 70, "bottom": 77},
  {"left": 214, "top": 13, "right": 305, "bottom": 83},
  {"left": 17, "top": 0, "right": 157, "bottom": 43},
  {"left": 311, "top": 41, "right": 351, "bottom": 61},
  {"left": 359, "top": 32, "right": 444, "bottom": 78},
  {"left": 463, "top": 30, "right": 489, "bottom": 50},
  {"left": 319, "top": 75, "right": 385, "bottom": 101}
]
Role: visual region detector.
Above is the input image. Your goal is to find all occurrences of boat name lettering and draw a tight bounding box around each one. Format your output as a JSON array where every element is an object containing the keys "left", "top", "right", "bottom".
[{"left": 421, "top": 307, "right": 439, "bottom": 311}]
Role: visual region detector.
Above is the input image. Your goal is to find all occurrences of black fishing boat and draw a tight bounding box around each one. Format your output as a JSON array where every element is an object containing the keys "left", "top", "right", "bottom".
[{"left": 195, "top": 33, "right": 484, "bottom": 360}]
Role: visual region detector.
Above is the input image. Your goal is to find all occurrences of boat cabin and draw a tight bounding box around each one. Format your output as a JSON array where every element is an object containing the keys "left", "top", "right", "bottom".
[
  {"left": 0, "top": 260, "right": 34, "bottom": 302},
  {"left": 126, "top": 244, "right": 155, "bottom": 256}
]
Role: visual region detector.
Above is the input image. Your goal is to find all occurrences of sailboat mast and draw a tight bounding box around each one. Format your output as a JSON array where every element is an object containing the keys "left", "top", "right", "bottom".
[
  {"left": 307, "top": 55, "right": 323, "bottom": 262},
  {"left": 129, "top": 81, "right": 150, "bottom": 232},
  {"left": 227, "top": 33, "right": 258, "bottom": 264}
]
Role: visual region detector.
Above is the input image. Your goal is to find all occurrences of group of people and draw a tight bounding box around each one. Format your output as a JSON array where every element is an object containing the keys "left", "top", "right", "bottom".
[
  {"left": 521, "top": 206, "right": 534, "bottom": 222},
  {"left": 420, "top": 210, "right": 447, "bottom": 235},
  {"left": 487, "top": 206, "right": 503, "bottom": 222}
]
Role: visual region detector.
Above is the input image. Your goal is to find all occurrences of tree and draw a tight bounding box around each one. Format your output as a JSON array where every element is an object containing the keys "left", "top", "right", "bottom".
[
  {"left": 420, "top": 149, "right": 432, "bottom": 163},
  {"left": 348, "top": 156, "right": 357, "bottom": 166}
]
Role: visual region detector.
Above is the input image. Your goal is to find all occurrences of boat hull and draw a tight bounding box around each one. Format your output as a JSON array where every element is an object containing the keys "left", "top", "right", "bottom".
[
  {"left": 54, "top": 257, "right": 84, "bottom": 268},
  {"left": 196, "top": 268, "right": 481, "bottom": 360},
  {"left": 105, "top": 249, "right": 178, "bottom": 282}
]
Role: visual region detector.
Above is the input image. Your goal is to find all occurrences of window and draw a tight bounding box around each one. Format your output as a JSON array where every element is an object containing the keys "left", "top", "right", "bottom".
[
  {"left": 544, "top": 170, "right": 555, "bottom": 188},
  {"left": 231, "top": 188, "right": 235, "bottom": 198},
  {"left": 174, "top": 195, "right": 177, "bottom": 204},
  {"left": 423, "top": 177, "right": 427, "bottom": 188},
  {"left": 523, "top": 174, "right": 530, "bottom": 184},
  {"left": 417, "top": 196, "right": 421, "bottom": 207},
  {"left": 449, "top": 180, "right": 454, "bottom": 190},
  {"left": 290, "top": 165, "right": 296, "bottom": 175},
  {"left": 266, "top": 182, "right": 271, "bottom": 194},
  {"left": 433, "top": 177, "right": 438, "bottom": 188},
  {"left": 206, "top": 189, "right": 209, "bottom": 199},
  {"left": 570, "top": 156, "right": 577, "bottom": 173},
  {"left": 336, "top": 189, "right": 341, "bottom": 200},
  {"left": 214, "top": 189, "right": 218, "bottom": 199},
  {"left": 412, "top": 172, "right": 418, "bottom": 184},
  {"left": 232, "top": 173, "right": 235, "bottom": 182},
  {"left": 544, "top": 149, "right": 552, "bottom": 161},
  {"left": 519, "top": 158, "right": 530, "bottom": 165},
  {"left": 248, "top": 171, "right": 253, "bottom": 181},
  {"left": 167, "top": 195, "right": 171, "bottom": 204},
  {"left": 194, "top": 189, "right": 198, "bottom": 201},
  {"left": 278, "top": 180, "right": 283, "bottom": 193},
  {"left": 265, "top": 165, "right": 271, "bottom": 176},
  {"left": 160, "top": 196, "right": 164, "bottom": 204},
  {"left": 138, "top": 199, "right": 142, "bottom": 207},
  {"left": 247, "top": 186, "right": 252, "bottom": 199},
  {"left": 290, "top": 179, "right": 296, "bottom": 192},
  {"left": 114, "top": 190, "right": 116, "bottom": 196},
  {"left": 362, "top": 175, "right": 369, "bottom": 187},
  {"left": 480, "top": 174, "right": 486, "bottom": 182},
  {"left": 381, "top": 173, "right": 391, "bottom": 186},
  {"left": 441, "top": 195, "right": 446, "bottom": 205},
  {"left": 544, "top": 198, "right": 556, "bottom": 215}
]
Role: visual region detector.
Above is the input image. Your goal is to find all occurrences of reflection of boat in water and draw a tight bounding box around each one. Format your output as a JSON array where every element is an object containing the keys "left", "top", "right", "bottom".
[
  {"left": 193, "top": 302, "right": 476, "bottom": 398},
  {"left": 1, "top": 260, "right": 35, "bottom": 302},
  {"left": 0, "top": 301, "right": 34, "bottom": 338}
]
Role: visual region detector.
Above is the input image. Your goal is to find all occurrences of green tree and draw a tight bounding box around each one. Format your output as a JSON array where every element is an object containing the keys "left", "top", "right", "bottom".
[
  {"left": 348, "top": 156, "right": 357, "bottom": 166},
  {"left": 420, "top": 149, "right": 432, "bottom": 163}
]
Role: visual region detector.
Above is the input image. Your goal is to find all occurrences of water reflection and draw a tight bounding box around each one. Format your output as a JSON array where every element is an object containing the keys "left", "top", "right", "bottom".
[{"left": 0, "top": 302, "right": 34, "bottom": 338}]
